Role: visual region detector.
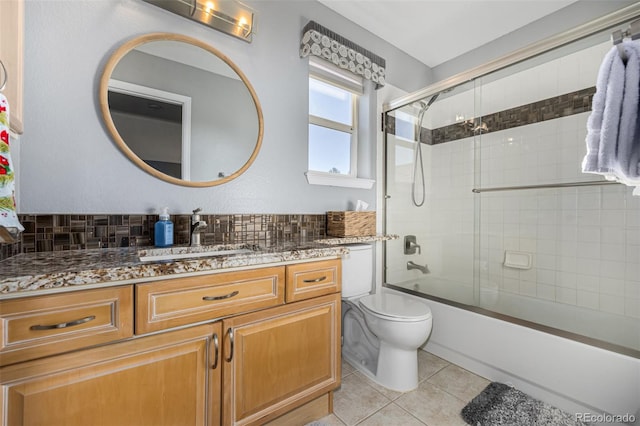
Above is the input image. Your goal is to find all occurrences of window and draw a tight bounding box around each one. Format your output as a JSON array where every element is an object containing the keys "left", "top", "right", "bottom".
[
  {"left": 305, "top": 58, "right": 374, "bottom": 189},
  {"left": 308, "top": 76, "right": 357, "bottom": 176},
  {"left": 306, "top": 56, "right": 375, "bottom": 189},
  {"left": 394, "top": 110, "right": 415, "bottom": 142}
]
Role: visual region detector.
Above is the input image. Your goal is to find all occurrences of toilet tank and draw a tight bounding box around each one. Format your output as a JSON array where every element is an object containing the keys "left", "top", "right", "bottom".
[{"left": 342, "top": 244, "right": 373, "bottom": 298}]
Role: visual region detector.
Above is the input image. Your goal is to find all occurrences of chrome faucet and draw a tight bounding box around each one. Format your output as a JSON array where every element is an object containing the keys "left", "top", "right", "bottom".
[
  {"left": 407, "top": 261, "right": 430, "bottom": 274},
  {"left": 190, "top": 208, "right": 207, "bottom": 247}
]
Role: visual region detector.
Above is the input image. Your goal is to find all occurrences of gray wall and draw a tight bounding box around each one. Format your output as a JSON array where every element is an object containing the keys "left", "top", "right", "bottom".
[
  {"left": 18, "top": 0, "right": 431, "bottom": 215},
  {"left": 19, "top": 1, "right": 632, "bottom": 215},
  {"left": 432, "top": 0, "right": 637, "bottom": 81}
]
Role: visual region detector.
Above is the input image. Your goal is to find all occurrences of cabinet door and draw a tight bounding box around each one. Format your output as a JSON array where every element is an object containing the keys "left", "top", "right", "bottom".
[
  {"left": 0, "top": 323, "right": 221, "bottom": 426},
  {"left": 222, "top": 293, "right": 341, "bottom": 426},
  {"left": 0, "top": 0, "right": 24, "bottom": 134}
]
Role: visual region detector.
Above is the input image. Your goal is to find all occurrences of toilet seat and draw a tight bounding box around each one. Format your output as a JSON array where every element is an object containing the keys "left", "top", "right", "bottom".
[{"left": 358, "top": 293, "right": 432, "bottom": 322}]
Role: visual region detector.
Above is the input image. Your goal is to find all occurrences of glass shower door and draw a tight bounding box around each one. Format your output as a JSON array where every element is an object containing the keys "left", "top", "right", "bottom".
[{"left": 384, "top": 81, "right": 478, "bottom": 306}]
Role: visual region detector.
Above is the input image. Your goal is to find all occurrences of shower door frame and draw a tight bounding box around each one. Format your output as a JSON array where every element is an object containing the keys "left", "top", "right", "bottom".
[{"left": 381, "top": 2, "right": 640, "bottom": 359}]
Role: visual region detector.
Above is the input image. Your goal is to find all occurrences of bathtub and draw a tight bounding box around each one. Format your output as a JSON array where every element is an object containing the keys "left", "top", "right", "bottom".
[
  {"left": 383, "top": 285, "right": 640, "bottom": 426},
  {"left": 389, "top": 277, "right": 640, "bottom": 353}
]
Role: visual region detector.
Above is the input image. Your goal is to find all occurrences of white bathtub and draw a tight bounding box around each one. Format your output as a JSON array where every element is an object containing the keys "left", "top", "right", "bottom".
[
  {"left": 383, "top": 286, "right": 640, "bottom": 426},
  {"left": 390, "top": 277, "right": 640, "bottom": 353}
]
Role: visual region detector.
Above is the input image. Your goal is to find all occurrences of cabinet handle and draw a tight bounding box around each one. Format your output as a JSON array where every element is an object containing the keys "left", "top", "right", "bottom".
[
  {"left": 212, "top": 333, "right": 219, "bottom": 369},
  {"left": 30, "top": 315, "right": 96, "bottom": 331},
  {"left": 303, "top": 276, "right": 327, "bottom": 283},
  {"left": 0, "top": 60, "right": 6, "bottom": 92},
  {"left": 203, "top": 291, "right": 239, "bottom": 301},
  {"left": 225, "top": 327, "right": 234, "bottom": 362}
]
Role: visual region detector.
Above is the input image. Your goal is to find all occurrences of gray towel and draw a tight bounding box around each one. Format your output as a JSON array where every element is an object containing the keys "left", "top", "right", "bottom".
[
  {"left": 582, "top": 45, "right": 623, "bottom": 174},
  {"left": 617, "top": 41, "right": 640, "bottom": 184},
  {"left": 582, "top": 40, "right": 640, "bottom": 195}
]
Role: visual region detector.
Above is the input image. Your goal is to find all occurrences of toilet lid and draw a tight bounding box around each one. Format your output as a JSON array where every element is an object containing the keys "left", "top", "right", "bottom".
[{"left": 358, "top": 293, "right": 432, "bottom": 322}]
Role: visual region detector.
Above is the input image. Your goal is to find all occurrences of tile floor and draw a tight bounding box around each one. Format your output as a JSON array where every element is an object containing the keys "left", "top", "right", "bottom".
[{"left": 313, "top": 350, "right": 490, "bottom": 426}]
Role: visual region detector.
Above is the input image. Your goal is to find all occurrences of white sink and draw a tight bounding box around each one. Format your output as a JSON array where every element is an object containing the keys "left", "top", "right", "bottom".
[{"left": 138, "top": 245, "right": 255, "bottom": 262}]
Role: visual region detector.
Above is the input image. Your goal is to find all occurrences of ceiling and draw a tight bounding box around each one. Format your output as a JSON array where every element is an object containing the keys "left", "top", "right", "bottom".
[{"left": 318, "top": 0, "right": 581, "bottom": 68}]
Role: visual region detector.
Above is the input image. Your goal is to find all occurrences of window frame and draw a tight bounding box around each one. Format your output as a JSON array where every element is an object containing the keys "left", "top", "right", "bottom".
[
  {"left": 305, "top": 57, "right": 375, "bottom": 189},
  {"left": 308, "top": 75, "right": 358, "bottom": 177}
]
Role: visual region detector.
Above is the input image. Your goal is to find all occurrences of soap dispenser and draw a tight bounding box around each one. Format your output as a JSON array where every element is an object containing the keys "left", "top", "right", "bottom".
[{"left": 154, "top": 207, "right": 174, "bottom": 247}]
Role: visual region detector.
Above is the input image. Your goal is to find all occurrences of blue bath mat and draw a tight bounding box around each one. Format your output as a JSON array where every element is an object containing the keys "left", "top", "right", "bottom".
[{"left": 461, "top": 382, "right": 588, "bottom": 426}]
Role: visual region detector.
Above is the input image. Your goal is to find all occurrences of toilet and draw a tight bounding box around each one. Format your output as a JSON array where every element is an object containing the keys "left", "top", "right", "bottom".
[{"left": 341, "top": 244, "right": 432, "bottom": 392}]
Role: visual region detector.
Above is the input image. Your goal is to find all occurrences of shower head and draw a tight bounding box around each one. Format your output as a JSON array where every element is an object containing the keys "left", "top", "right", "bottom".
[
  {"left": 415, "top": 93, "right": 439, "bottom": 125},
  {"left": 425, "top": 93, "right": 439, "bottom": 108},
  {"left": 412, "top": 100, "right": 428, "bottom": 113}
]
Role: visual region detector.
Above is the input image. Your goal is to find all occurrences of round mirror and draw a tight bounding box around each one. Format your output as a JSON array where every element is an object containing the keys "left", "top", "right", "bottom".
[{"left": 99, "top": 33, "right": 263, "bottom": 187}]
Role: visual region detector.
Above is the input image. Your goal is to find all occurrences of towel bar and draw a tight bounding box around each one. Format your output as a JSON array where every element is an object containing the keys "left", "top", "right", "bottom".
[
  {"left": 472, "top": 180, "right": 620, "bottom": 193},
  {"left": 611, "top": 18, "right": 640, "bottom": 63}
]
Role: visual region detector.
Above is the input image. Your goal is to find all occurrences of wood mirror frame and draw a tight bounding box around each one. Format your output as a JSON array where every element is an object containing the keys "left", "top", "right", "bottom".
[{"left": 99, "top": 32, "right": 263, "bottom": 187}]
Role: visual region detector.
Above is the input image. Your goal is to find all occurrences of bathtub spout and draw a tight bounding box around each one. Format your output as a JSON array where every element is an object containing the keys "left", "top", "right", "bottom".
[{"left": 407, "top": 261, "right": 430, "bottom": 274}]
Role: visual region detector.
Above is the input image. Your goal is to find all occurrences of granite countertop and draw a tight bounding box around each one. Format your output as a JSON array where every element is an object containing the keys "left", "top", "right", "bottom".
[{"left": 0, "top": 235, "right": 397, "bottom": 297}]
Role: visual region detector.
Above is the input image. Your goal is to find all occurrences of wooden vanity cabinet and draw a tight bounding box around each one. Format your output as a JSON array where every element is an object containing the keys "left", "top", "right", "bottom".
[
  {"left": 0, "top": 323, "right": 221, "bottom": 426},
  {"left": 0, "top": 258, "right": 342, "bottom": 426},
  {"left": 221, "top": 292, "right": 341, "bottom": 426}
]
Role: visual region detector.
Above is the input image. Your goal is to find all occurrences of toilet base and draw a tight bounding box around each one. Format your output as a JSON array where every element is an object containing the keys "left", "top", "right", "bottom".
[
  {"left": 343, "top": 343, "right": 420, "bottom": 393},
  {"left": 341, "top": 297, "right": 429, "bottom": 393},
  {"left": 375, "top": 341, "right": 419, "bottom": 392}
]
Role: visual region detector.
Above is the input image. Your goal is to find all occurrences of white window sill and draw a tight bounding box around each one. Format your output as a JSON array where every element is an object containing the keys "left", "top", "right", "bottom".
[{"left": 305, "top": 172, "right": 375, "bottom": 189}]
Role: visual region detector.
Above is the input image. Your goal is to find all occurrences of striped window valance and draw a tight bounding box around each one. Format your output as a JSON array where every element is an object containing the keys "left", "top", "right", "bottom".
[{"left": 300, "top": 21, "right": 386, "bottom": 89}]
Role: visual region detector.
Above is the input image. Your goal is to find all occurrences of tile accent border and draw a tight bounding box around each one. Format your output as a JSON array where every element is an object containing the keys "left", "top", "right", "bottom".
[
  {"left": 1, "top": 213, "right": 327, "bottom": 261},
  {"left": 386, "top": 87, "right": 596, "bottom": 144}
]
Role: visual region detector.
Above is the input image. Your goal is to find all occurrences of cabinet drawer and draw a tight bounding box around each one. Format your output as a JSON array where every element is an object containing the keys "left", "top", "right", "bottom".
[
  {"left": 0, "top": 286, "right": 133, "bottom": 366},
  {"left": 285, "top": 259, "right": 341, "bottom": 302},
  {"left": 136, "top": 266, "right": 285, "bottom": 334}
]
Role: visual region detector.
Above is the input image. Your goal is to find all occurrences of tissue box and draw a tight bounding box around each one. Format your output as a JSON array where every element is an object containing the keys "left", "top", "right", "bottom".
[{"left": 327, "top": 211, "right": 376, "bottom": 237}]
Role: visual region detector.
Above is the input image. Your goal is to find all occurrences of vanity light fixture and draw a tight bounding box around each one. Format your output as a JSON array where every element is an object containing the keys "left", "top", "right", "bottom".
[{"left": 142, "top": 0, "right": 255, "bottom": 42}]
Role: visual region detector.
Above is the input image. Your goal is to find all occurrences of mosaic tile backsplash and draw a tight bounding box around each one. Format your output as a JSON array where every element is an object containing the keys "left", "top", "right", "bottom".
[{"left": 0, "top": 214, "right": 327, "bottom": 261}]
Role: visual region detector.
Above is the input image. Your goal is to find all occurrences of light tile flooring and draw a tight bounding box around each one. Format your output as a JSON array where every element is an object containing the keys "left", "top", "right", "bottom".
[{"left": 314, "top": 350, "right": 490, "bottom": 426}]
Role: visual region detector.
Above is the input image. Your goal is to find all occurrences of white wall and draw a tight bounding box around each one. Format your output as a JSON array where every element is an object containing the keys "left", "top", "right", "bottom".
[{"left": 18, "top": 0, "right": 432, "bottom": 215}]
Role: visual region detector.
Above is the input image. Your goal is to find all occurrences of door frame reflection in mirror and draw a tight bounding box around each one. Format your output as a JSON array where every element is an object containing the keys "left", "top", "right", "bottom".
[
  {"left": 99, "top": 32, "right": 263, "bottom": 187},
  {"left": 108, "top": 79, "right": 193, "bottom": 180}
]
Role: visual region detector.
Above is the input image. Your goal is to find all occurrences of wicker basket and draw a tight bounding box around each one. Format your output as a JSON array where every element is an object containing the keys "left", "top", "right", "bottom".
[{"left": 327, "top": 211, "right": 376, "bottom": 237}]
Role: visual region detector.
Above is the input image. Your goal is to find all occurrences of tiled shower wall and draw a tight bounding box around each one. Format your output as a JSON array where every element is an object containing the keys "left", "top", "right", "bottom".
[
  {"left": 475, "top": 39, "right": 640, "bottom": 320},
  {"left": 386, "top": 38, "right": 640, "bottom": 321},
  {"left": 0, "top": 213, "right": 327, "bottom": 261},
  {"left": 478, "top": 117, "right": 640, "bottom": 319}
]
